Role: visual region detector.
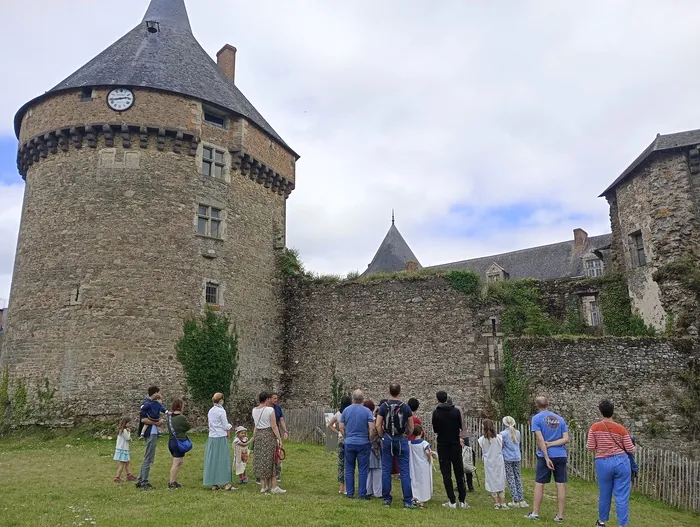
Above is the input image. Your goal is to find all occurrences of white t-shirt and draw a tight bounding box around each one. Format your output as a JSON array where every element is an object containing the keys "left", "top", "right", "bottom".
[
  {"left": 116, "top": 430, "right": 131, "bottom": 451},
  {"left": 334, "top": 411, "right": 344, "bottom": 441},
  {"left": 252, "top": 406, "right": 274, "bottom": 429}
]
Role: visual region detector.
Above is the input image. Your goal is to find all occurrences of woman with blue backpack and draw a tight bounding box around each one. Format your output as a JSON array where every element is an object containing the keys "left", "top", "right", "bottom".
[{"left": 167, "top": 398, "right": 192, "bottom": 489}]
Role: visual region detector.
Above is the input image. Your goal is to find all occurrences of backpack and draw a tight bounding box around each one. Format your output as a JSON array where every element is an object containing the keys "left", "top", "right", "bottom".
[
  {"left": 462, "top": 444, "right": 475, "bottom": 474},
  {"left": 384, "top": 401, "right": 408, "bottom": 436}
]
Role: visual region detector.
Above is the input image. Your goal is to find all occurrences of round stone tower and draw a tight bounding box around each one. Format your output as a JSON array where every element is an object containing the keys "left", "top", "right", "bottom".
[{"left": 1, "top": 0, "right": 298, "bottom": 417}]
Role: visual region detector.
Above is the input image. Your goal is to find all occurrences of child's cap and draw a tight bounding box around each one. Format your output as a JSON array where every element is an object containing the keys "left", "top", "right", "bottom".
[{"left": 235, "top": 426, "right": 247, "bottom": 434}]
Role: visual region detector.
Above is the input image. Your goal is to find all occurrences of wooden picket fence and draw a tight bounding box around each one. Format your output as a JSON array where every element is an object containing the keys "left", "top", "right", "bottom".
[{"left": 285, "top": 408, "right": 700, "bottom": 513}]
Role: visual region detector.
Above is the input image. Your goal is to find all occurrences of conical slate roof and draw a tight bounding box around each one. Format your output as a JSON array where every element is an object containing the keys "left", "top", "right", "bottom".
[
  {"left": 363, "top": 220, "right": 421, "bottom": 275},
  {"left": 14, "top": 0, "right": 296, "bottom": 156}
]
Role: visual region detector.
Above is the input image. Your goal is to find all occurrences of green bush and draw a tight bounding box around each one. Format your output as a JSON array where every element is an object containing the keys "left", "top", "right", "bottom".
[
  {"left": 277, "top": 248, "right": 307, "bottom": 277},
  {"left": 598, "top": 276, "right": 656, "bottom": 337},
  {"left": 488, "top": 280, "right": 558, "bottom": 336},
  {"left": 176, "top": 309, "right": 239, "bottom": 405},
  {"left": 500, "top": 340, "right": 532, "bottom": 421},
  {"left": 444, "top": 270, "right": 481, "bottom": 298}
]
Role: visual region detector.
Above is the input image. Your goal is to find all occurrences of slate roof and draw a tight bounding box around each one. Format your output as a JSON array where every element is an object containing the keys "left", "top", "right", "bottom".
[
  {"left": 600, "top": 129, "right": 700, "bottom": 196},
  {"left": 363, "top": 222, "right": 422, "bottom": 275},
  {"left": 14, "top": 0, "right": 297, "bottom": 157},
  {"left": 429, "top": 233, "right": 612, "bottom": 280}
]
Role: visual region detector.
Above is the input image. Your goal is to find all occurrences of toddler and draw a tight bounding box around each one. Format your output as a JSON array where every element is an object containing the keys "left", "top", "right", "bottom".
[
  {"left": 139, "top": 392, "right": 167, "bottom": 439},
  {"left": 478, "top": 419, "right": 508, "bottom": 510},
  {"left": 408, "top": 424, "right": 433, "bottom": 507},
  {"left": 233, "top": 426, "right": 250, "bottom": 484},
  {"left": 113, "top": 417, "right": 137, "bottom": 483}
]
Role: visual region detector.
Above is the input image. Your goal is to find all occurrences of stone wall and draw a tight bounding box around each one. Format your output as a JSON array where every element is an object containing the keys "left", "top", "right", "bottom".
[
  {"left": 509, "top": 336, "right": 700, "bottom": 453},
  {"left": 608, "top": 150, "right": 700, "bottom": 332},
  {"left": 281, "top": 276, "right": 499, "bottom": 413}
]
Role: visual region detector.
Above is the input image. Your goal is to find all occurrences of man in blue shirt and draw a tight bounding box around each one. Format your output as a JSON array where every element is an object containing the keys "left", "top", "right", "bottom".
[
  {"left": 525, "top": 396, "right": 569, "bottom": 523},
  {"left": 271, "top": 393, "right": 289, "bottom": 482},
  {"left": 340, "top": 389, "right": 376, "bottom": 500}
]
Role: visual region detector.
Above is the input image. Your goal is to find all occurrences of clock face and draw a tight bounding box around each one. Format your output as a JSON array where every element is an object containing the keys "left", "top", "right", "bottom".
[{"left": 107, "top": 88, "right": 134, "bottom": 112}]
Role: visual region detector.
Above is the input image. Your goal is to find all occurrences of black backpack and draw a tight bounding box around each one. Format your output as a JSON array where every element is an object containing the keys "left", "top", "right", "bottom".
[{"left": 384, "top": 401, "right": 407, "bottom": 436}]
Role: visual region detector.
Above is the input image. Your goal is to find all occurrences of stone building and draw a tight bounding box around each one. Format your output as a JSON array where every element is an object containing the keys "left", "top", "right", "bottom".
[
  {"left": 601, "top": 129, "right": 700, "bottom": 333},
  {"left": 0, "top": 0, "right": 298, "bottom": 415}
]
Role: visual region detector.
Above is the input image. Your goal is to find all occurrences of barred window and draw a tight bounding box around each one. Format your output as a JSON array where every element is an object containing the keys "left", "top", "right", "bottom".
[
  {"left": 202, "top": 147, "right": 225, "bottom": 178},
  {"left": 205, "top": 282, "right": 219, "bottom": 305},
  {"left": 197, "top": 205, "right": 222, "bottom": 238},
  {"left": 585, "top": 258, "right": 603, "bottom": 277}
]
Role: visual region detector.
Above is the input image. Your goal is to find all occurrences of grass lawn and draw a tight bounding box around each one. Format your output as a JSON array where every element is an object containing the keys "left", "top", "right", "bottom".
[{"left": 0, "top": 432, "right": 697, "bottom": 527}]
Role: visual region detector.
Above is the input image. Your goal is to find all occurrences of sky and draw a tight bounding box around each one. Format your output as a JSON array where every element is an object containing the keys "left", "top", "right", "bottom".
[{"left": 2, "top": 0, "right": 700, "bottom": 302}]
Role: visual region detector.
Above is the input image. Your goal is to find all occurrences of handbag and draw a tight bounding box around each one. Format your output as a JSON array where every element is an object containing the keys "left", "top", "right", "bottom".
[{"left": 168, "top": 414, "right": 193, "bottom": 453}]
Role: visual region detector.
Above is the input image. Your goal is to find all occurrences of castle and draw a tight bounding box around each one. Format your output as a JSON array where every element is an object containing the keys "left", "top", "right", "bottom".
[{"left": 1, "top": 0, "right": 699, "bottom": 421}]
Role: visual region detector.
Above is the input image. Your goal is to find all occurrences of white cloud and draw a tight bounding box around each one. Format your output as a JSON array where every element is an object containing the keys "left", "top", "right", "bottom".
[
  {"left": 2, "top": 0, "right": 700, "bottom": 283},
  {"left": 0, "top": 183, "right": 23, "bottom": 302}
]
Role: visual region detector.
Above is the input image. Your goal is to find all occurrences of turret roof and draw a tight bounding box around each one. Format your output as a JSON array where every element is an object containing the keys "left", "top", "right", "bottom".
[
  {"left": 363, "top": 220, "right": 421, "bottom": 275},
  {"left": 14, "top": 0, "right": 297, "bottom": 157}
]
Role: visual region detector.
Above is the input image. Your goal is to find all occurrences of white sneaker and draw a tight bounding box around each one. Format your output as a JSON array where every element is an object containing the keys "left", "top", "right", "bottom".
[
  {"left": 500, "top": 503, "right": 510, "bottom": 510},
  {"left": 270, "top": 486, "right": 287, "bottom": 494},
  {"left": 260, "top": 487, "right": 268, "bottom": 493},
  {"left": 442, "top": 502, "right": 456, "bottom": 509},
  {"left": 507, "top": 502, "right": 518, "bottom": 507},
  {"left": 459, "top": 502, "right": 470, "bottom": 509},
  {"left": 519, "top": 501, "right": 530, "bottom": 508}
]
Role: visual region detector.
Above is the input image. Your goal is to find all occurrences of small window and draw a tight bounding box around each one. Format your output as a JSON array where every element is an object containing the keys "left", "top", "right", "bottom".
[
  {"left": 202, "top": 146, "right": 225, "bottom": 178},
  {"left": 204, "top": 112, "right": 226, "bottom": 127},
  {"left": 197, "top": 205, "right": 222, "bottom": 238},
  {"left": 630, "top": 231, "right": 647, "bottom": 267},
  {"left": 487, "top": 273, "right": 502, "bottom": 284},
  {"left": 205, "top": 282, "right": 219, "bottom": 305},
  {"left": 585, "top": 258, "right": 603, "bottom": 277},
  {"left": 80, "top": 87, "right": 93, "bottom": 101}
]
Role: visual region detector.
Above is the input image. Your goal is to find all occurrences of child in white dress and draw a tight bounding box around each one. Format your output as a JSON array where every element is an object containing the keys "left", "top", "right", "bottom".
[
  {"left": 408, "top": 424, "right": 433, "bottom": 507},
  {"left": 478, "top": 419, "right": 508, "bottom": 510},
  {"left": 113, "top": 417, "right": 137, "bottom": 483},
  {"left": 233, "top": 426, "right": 250, "bottom": 484}
]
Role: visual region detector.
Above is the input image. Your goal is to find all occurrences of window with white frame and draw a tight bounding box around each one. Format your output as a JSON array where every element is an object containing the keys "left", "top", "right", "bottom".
[
  {"left": 630, "top": 231, "right": 647, "bottom": 267},
  {"left": 197, "top": 205, "right": 222, "bottom": 238},
  {"left": 205, "top": 282, "right": 219, "bottom": 305},
  {"left": 589, "top": 299, "right": 600, "bottom": 326},
  {"left": 202, "top": 146, "right": 225, "bottom": 178},
  {"left": 585, "top": 258, "right": 603, "bottom": 277}
]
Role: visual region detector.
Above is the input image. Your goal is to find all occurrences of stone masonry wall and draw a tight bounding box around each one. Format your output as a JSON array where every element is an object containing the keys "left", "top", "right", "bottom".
[
  {"left": 282, "top": 277, "right": 506, "bottom": 413},
  {"left": 610, "top": 151, "right": 700, "bottom": 331},
  {"left": 1, "top": 88, "right": 290, "bottom": 418},
  {"left": 509, "top": 336, "right": 700, "bottom": 454}
]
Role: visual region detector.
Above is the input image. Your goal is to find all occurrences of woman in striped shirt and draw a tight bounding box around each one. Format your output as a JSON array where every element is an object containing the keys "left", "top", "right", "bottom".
[{"left": 587, "top": 399, "right": 636, "bottom": 527}]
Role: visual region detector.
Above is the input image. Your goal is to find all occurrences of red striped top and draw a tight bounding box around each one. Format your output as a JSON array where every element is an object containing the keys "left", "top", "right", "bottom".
[{"left": 586, "top": 421, "right": 635, "bottom": 459}]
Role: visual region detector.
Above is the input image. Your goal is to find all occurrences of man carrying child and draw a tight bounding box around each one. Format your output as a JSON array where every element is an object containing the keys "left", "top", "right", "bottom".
[{"left": 136, "top": 386, "right": 167, "bottom": 489}]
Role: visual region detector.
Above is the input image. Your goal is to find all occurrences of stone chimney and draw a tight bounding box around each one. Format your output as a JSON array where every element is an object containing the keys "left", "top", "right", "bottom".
[
  {"left": 216, "top": 44, "right": 237, "bottom": 84},
  {"left": 573, "top": 228, "right": 588, "bottom": 255}
]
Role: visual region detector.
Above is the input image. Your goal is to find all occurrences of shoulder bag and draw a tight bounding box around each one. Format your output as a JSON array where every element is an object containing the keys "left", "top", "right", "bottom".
[{"left": 168, "top": 414, "right": 193, "bottom": 453}]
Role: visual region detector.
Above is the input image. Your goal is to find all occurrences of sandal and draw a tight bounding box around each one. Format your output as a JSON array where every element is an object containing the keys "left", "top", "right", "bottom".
[
  {"left": 211, "top": 485, "right": 220, "bottom": 491},
  {"left": 223, "top": 484, "right": 238, "bottom": 491}
]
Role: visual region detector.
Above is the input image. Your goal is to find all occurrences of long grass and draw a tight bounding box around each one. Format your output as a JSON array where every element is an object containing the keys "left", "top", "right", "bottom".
[{"left": 0, "top": 433, "right": 697, "bottom": 526}]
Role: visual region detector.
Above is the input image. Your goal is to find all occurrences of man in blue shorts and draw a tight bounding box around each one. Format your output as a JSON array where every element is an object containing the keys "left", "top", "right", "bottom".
[{"left": 525, "top": 396, "right": 569, "bottom": 523}]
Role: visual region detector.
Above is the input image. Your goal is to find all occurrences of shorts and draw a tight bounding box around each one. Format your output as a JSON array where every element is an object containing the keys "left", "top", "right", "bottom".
[
  {"left": 535, "top": 456, "right": 567, "bottom": 484},
  {"left": 168, "top": 437, "right": 186, "bottom": 459}
]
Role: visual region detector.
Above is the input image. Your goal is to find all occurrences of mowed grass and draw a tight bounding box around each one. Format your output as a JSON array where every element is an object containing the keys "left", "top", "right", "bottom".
[{"left": 0, "top": 433, "right": 697, "bottom": 527}]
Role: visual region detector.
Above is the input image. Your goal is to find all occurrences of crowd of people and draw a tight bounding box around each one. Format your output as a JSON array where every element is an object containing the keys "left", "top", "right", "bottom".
[
  {"left": 112, "top": 384, "right": 637, "bottom": 526},
  {"left": 328, "top": 385, "right": 637, "bottom": 526},
  {"left": 113, "top": 387, "right": 289, "bottom": 493}
]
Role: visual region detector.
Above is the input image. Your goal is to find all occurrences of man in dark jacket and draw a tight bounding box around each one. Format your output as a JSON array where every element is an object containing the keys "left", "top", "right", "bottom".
[{"left": 432, "top": 391, "right": 468, "bottom": 509}]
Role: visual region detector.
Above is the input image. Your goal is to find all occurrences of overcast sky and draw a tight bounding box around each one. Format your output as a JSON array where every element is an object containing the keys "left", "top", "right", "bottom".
[{"left": 2, "top": 0, "right": 700, "bottom": 303}]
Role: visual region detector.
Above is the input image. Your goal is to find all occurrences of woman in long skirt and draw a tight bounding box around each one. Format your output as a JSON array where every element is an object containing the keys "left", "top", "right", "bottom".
[
  {"left": 252, "top": 391, "right": 286, "bottom": 494},
  {"left": 203, "top": 392, "right": 235, "bottom": 491}
]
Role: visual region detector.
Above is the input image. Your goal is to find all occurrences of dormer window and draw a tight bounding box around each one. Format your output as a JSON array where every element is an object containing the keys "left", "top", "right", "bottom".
[
  {"left": 486, "top": 262, "right": 508, "bottom": 284},
  {"left": 584, "top": 258, "right": 603, "bottom": 277},
  {"left": 145, "top": 21, "right": 160, "bottom": 34}
]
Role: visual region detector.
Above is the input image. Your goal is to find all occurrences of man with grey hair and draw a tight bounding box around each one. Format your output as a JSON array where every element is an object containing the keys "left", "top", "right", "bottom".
[{"left": 339, "top": 389, "right": 376, "bottom": 499}]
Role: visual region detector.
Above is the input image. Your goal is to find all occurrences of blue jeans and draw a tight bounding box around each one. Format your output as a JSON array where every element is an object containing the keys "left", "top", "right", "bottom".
[
  {"left": 381, "top": 436, "right": 412, "bottom": 505},
  {"left": 596, "top": 454, "right": 631, "bottom": 526},
  {"left": 345, "top": 442, "right": 370, "bottom": 498}
]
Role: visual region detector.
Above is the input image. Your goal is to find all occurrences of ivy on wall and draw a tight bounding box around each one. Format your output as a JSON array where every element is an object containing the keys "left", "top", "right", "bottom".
[
  {"left": 487, "top": 279, "right": 558, "bottom": 337},
  {"left": 444, "top": 270, "right": 481, "bottom": 299},
  {"left": 591, "top": 275, "right": 656, "bottom": 337},
  {"left": 498, "top": 340, "right": 533, "bottom": 422},
  {"left": 176, "top": 309, "right": 239, "bottom": 405},
  {"left": 653, "top": 252, "right": 700, "bottom": 331}
]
